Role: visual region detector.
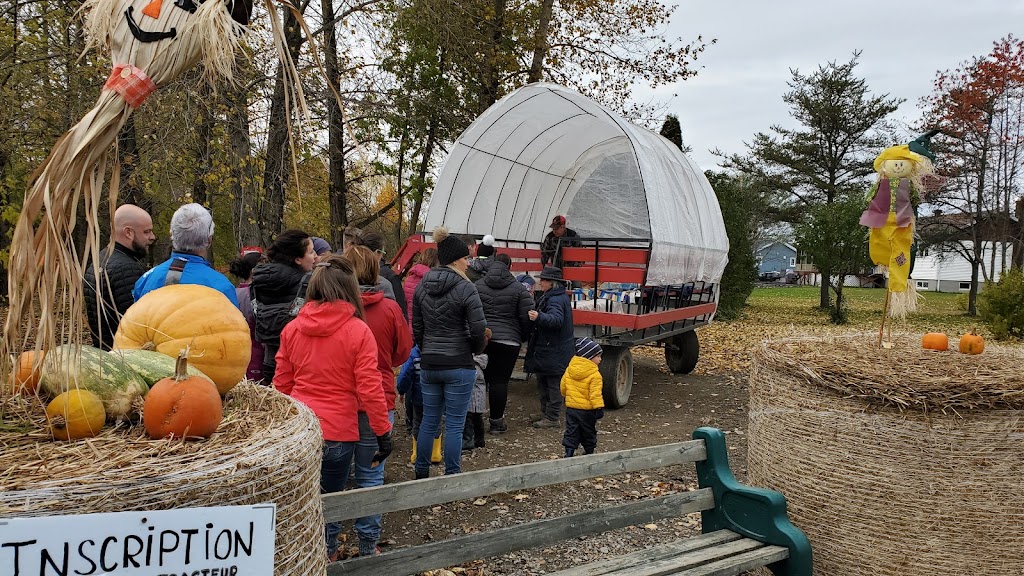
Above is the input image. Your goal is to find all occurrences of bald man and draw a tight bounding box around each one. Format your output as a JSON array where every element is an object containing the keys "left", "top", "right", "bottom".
[{"left": 83, "top": 204, "right": 157, "bottom": 349}]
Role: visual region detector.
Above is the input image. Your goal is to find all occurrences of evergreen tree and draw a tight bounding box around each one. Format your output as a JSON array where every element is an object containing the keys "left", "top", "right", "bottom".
[
  {"left": 722, "top": 53, "right": 901, "bottom": 309},
  {"left": 705, "top": 171, "right": 756, "bottom": 320}
]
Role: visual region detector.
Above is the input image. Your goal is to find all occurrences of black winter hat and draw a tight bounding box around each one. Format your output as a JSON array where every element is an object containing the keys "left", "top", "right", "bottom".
[
  {"left": 538, "top": 266, "right": 563, "bottom": 281},
  {"left": 437, "top": 235, "right": 470, "bottom": 265}
]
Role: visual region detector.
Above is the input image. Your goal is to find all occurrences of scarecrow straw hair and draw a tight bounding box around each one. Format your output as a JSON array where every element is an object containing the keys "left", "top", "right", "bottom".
[
  {"left": 0, "top": 0, "right": 313, "bottom": 392},
  {"left": 748, "top": 334, "right": 1024, "bottom": 576},
  {"left": 0, "top": 383, "right": 326, "bottom": 575}
]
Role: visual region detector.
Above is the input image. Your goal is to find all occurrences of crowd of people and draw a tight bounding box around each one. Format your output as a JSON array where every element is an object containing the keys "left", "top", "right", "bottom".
[{"left": 83, "top": 202, "right": 605, "bottom": 561}]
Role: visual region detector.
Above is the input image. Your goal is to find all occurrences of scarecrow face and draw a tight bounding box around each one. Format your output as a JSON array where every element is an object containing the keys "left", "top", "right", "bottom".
[
  {"left": 880, "top": 159, "right": 914, "bottom": 179},
  {"left": 121, "top": 0, "right": 251, "bottom": 44}
]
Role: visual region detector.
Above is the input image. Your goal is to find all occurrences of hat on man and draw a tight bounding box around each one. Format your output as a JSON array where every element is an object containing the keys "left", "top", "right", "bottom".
[
  {"left": 550, "top": 215, "right": 567, "bottom": 229},
  {"left": 311, "top": 237, "right": 332, "bottom": 255},
  {"left": 537, "top": 266, "right": 563, "bottom": 281},
  {"left": 239, "top": 245, "right": 264, "bottom": 258},
  {"left": 575, "top": 337, "right": 603, "bottom": 361}
]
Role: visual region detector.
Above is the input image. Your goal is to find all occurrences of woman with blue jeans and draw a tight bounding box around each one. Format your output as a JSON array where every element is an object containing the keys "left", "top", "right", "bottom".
[
  {"left": 273, "top": 255, "right": 393, "bottom": 562},
  {"left": 411, "top": 227, "right": 488, "bottom": 478}
]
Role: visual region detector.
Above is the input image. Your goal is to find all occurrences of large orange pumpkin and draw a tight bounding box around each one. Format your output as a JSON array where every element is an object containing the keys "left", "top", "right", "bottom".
[
  {"left": 113, "top": 284, "right": 250, "bottom": 395},
  {"left": 959, "top": 329, "right": 985, "bottom": 355},
  {"left": 921, "top": 333, "right": 948, "bottom": 351},
  {"left": 144, "top": 351, "right": 223, "bottom": 440},
  {"left": 12, "top": 350, "right": 44, "bottom": 394}
]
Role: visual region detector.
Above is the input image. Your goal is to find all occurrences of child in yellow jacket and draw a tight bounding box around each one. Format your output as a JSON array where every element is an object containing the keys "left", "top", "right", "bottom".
[{"left": 560, "top": 338, "right": 605, "bottom": 457}]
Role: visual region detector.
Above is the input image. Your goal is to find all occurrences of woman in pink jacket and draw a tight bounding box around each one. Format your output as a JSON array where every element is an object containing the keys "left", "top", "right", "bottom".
[
  {"left": 402, "top": 248, "right": 437, "bottom": 324},
  {"left": 274, "top": 254, "right": 393, "bottom": 562}
]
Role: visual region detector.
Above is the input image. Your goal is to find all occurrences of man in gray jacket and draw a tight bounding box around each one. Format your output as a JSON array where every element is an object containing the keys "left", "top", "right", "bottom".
[{"left": 83, "top": 204, "right": 156, "bottom": 349}]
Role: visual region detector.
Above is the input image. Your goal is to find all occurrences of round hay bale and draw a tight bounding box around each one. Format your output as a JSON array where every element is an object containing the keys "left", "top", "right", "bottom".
[
  {"left": 748, "top": 334, "right": 1024, "bottom": 576},
  {"left": 0, "top": 382, "right": 325, "bottom": 575}
]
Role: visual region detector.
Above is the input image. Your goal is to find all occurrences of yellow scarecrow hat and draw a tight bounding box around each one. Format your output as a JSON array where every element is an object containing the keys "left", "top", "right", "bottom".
[{"left": 873, "top": 144, "right": 926, "bottom": 172}]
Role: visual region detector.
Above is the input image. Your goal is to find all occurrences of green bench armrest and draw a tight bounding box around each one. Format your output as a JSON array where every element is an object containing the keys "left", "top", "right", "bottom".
[{"left": 693, "top": 427, "right": 813, "bottom": 576}]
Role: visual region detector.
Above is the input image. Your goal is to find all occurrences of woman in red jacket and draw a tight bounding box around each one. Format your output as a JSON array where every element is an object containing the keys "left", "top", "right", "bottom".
[
  {"left": 274, "top": 254, "right": 393, "bottom": 562},
  {"left": 344, "top": 246, "right": 413, "bottom": 556},
  {"left": 402, "top": 248, "right": 437, "bottom": 324}
]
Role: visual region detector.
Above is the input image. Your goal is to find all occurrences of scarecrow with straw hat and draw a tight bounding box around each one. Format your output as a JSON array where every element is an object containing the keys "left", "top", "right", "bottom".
[{"left": 860, "top": 130, "right": 939, "bottom": 346}]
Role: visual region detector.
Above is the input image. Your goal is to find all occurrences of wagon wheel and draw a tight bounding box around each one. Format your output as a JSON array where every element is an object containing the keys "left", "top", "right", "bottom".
[
  {"left": 665, "top": 331, "right": 699, "bottom": 374},
  {"left": 600, "top": 346, "right": 633, "bottom": 409}
]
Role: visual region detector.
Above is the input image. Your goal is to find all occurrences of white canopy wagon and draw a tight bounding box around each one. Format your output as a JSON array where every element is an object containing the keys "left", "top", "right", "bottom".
[{"left": 392, "top": 83, "right": 729, "bottom": 407}]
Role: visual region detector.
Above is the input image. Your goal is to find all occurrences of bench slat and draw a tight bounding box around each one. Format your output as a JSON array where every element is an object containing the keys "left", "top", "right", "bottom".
[
  {"left": 587, "top": 538, "right": 768, "bottom": 576},
  {"left": 669, "top": 545, "right": 789, "bottom": 576},
  {"left": 323, "top": 439, "right": 707, "bottom": 523},
  {"left": 327, "top": 489, "right": 717, "bottom": 576},
  {"left": 546, "top": 530, "right": 744, "bottom": 576}
]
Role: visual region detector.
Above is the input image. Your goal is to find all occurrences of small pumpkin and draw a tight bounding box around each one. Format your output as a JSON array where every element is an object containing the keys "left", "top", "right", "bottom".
[
  {"left": 12, "top": 350, "right": 44, "bottom": 394},
  {"left": 46, "top": 389, "right": 106, "bottom": 440},
  {"left": 959, "top": 329, "right": 985, "bottom": 355},
  {"left": 144, "top": 351, "right": 223, "bottom": 440},
  {"left": 921, "top": 333, "right": 948, "bottom": 351},
  {"left": 114, "top": 284, "right": 251, "bottom": 395}
]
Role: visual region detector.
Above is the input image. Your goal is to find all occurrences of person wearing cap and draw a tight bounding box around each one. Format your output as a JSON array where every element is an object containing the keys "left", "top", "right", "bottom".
[
  {"left": 524, "top": 266, "right": 575, "bottom": 428},
  {"left": 229, "top": 247, "right": 267, "bottom": 382},
  {"left": 250, "top": 229, "right": 317, "bottom": 383},
  {"left": 411, "top": 226, "right": 488, "bottom": 478},
  {"left": 311, "top": 237, "right": 333, "bottom": 261},
  {"left": 540, "top": 215, "right": 578, "bottom": 268},
  {"left": 467, "top": 234, "right": 496, "bottom": 283},
  {"left": 560, "top": 337, "right": 605, "bottom": 457}
]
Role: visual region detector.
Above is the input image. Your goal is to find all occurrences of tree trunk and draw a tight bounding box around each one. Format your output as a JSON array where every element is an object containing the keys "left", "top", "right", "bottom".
[
  {"left": 527, "top": 0, "right": 554, "bottom": 84},
  {"left": 322, "top": 0, "right": 347, "bottom": 248},
  {"left": 819, "top": 276, "right": 829, "bottom": 309},
  {"left": 191, "top": 90, "right": 214, "bottom": 208},
  {"left": 227, "top": 54, "right": 259, "bottom": 249},
  {"left": 395, "top": 127, "right": 408, "bottom": 243},
  {"left": 409, "top": 116, "right": 438, "bottom": 235},
  {"left": 260, "top": 7, "right": 304, "bottom": 247},
  {"left": 478, "top": 0, "right": 506, "bottom": 114},
  {"left": 117, "top": 115, "right": 146, "bottom": 208}
]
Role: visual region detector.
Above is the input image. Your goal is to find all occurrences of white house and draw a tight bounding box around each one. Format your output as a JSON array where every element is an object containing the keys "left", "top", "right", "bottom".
[{"left": 912, "top": 241, "right": 1013, "bottom": 292}]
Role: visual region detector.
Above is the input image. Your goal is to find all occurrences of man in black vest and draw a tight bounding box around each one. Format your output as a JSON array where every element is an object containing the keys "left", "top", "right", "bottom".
[{"left": 83, "top": 204, "right": 156, "bottom": 349}]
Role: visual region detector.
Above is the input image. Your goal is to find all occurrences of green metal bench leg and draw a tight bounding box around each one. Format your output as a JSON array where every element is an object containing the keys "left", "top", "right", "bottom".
[{"left": 693, "top": 427, "right": 812, "bottom": 576}]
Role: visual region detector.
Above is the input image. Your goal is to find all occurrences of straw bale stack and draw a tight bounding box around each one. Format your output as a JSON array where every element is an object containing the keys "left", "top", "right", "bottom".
[
  {"left": 747, "top": 334, "right": 1024, "bottom": 576},
  {"left": 0, "top": 383, "right": 326, "bottom": 576}
]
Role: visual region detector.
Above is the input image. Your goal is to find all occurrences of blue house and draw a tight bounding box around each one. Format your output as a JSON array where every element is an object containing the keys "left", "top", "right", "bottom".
[{"left": 755, "top": 241, "right": 797, "bottom": 278}]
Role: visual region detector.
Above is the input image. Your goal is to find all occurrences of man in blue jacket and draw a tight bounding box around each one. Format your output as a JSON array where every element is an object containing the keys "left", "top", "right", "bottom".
[
  {"left": 524, "top": 266, "right": 575, "bottom": 428},
  {"left": 133, "top": 203, "right": 239, "bottom": 307}
]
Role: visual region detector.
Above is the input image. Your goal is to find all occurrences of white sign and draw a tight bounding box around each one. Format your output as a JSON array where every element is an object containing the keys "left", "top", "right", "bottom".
[{"left": 0, "top": 504, "right": 276, "bottom": 576}]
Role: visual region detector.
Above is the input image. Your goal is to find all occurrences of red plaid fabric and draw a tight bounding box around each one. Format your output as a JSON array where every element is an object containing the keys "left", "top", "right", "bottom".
[{"left": 104, "top": 64, "right": 158, "bottom": 108}]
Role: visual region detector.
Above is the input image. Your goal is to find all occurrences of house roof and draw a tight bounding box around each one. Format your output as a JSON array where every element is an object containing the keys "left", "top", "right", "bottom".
[
  {"left": 918, "top": 211, "right": 1021, "bottom": 243},
  {"left": 755, "top": 241, "right": 797, "bottom": 255}
]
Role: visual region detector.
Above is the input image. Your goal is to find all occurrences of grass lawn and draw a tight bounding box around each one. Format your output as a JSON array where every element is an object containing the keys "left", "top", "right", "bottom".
[{"left": 682, "top": 286, "right": 1006, "bottom": 374}]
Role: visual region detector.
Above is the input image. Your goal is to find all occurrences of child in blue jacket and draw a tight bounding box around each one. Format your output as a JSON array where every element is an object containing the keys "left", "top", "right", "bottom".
[{"left": 397, "top": 345, "right": 440, "bottom": 464}]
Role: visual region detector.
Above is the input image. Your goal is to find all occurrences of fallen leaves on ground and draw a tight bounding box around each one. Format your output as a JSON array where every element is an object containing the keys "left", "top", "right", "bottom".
[{"left": 634, "top": 287, "right": 1021, "bottom": 376}]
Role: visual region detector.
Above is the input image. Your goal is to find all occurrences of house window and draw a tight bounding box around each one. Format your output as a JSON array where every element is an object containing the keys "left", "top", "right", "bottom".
[
  {"left": 789, "top": 257, "right": 796, "bottom": 267},
  {"left": 959, "top": 282, "right": 971, "bottom": 291},
  {"left": 916, "top": 280, "right": 930, "bottom": 289}
]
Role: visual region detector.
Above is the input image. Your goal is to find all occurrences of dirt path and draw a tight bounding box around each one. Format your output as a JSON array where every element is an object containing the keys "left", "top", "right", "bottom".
[{"left": 343, "top": 350, "right": 752, "bottom": 573}]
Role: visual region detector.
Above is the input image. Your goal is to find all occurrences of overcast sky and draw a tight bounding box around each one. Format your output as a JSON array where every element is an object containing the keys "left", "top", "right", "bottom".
[{"left": 646, "top": 0, "right": 1024, "bottom": 170}]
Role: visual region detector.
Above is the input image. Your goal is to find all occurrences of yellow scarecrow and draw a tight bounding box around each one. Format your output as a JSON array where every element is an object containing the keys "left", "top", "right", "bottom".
[{"left": 860, "top": 138, "right": 936, "bottom": 343}]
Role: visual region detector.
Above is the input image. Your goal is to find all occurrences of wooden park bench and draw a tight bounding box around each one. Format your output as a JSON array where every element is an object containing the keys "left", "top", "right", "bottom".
[{"left": 323, "top": 427, "right": 811, "bottom": 576}]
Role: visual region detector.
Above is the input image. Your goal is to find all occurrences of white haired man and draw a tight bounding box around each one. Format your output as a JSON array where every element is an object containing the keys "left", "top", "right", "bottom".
[
  {"left": 84, "top": 204, "right": 156, "bottom": 350},
  {"left": 133, "top": 203, "right": 239, "bottom": 306}
]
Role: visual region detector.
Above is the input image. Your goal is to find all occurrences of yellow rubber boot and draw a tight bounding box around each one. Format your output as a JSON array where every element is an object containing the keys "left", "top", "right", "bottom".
[
  {"left": 410, "top": 439, "right": 417, "bottom": 464},
  {"left": 431, "top": 436, "right": 442, "bottom": 464}
]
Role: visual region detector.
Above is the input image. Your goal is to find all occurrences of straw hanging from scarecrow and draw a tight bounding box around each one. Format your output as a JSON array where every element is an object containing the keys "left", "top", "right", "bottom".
[
  {"left": 1, "top": 0, "right": 311, "bottom": 374},
  {"left": 860, "top": 131, "right": 938, "bottom": 346}
]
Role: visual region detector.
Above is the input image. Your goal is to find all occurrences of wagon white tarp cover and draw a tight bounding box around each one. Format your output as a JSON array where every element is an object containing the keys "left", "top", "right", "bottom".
[{"left": 424, "top": 83, "right": 729, "bottom": 286}]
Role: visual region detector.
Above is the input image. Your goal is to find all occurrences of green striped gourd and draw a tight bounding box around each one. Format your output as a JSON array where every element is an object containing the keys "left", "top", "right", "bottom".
[
  {"left": 109, "top": 349, "right": 214, "bottom": 388},
  {"left": 38, "top": 345, "right": 148, "bottom": 421}
]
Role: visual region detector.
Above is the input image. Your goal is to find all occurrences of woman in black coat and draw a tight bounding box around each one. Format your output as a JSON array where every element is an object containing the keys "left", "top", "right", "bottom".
[
  {"left": 474, "top": 253, "right": 534, "bottom": 433},
  {"left": 250, "top": 229, "right": 316, "bottom": 383},
  {"left": 524, "top": 266, "right": 574, "bottom": 428}
]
